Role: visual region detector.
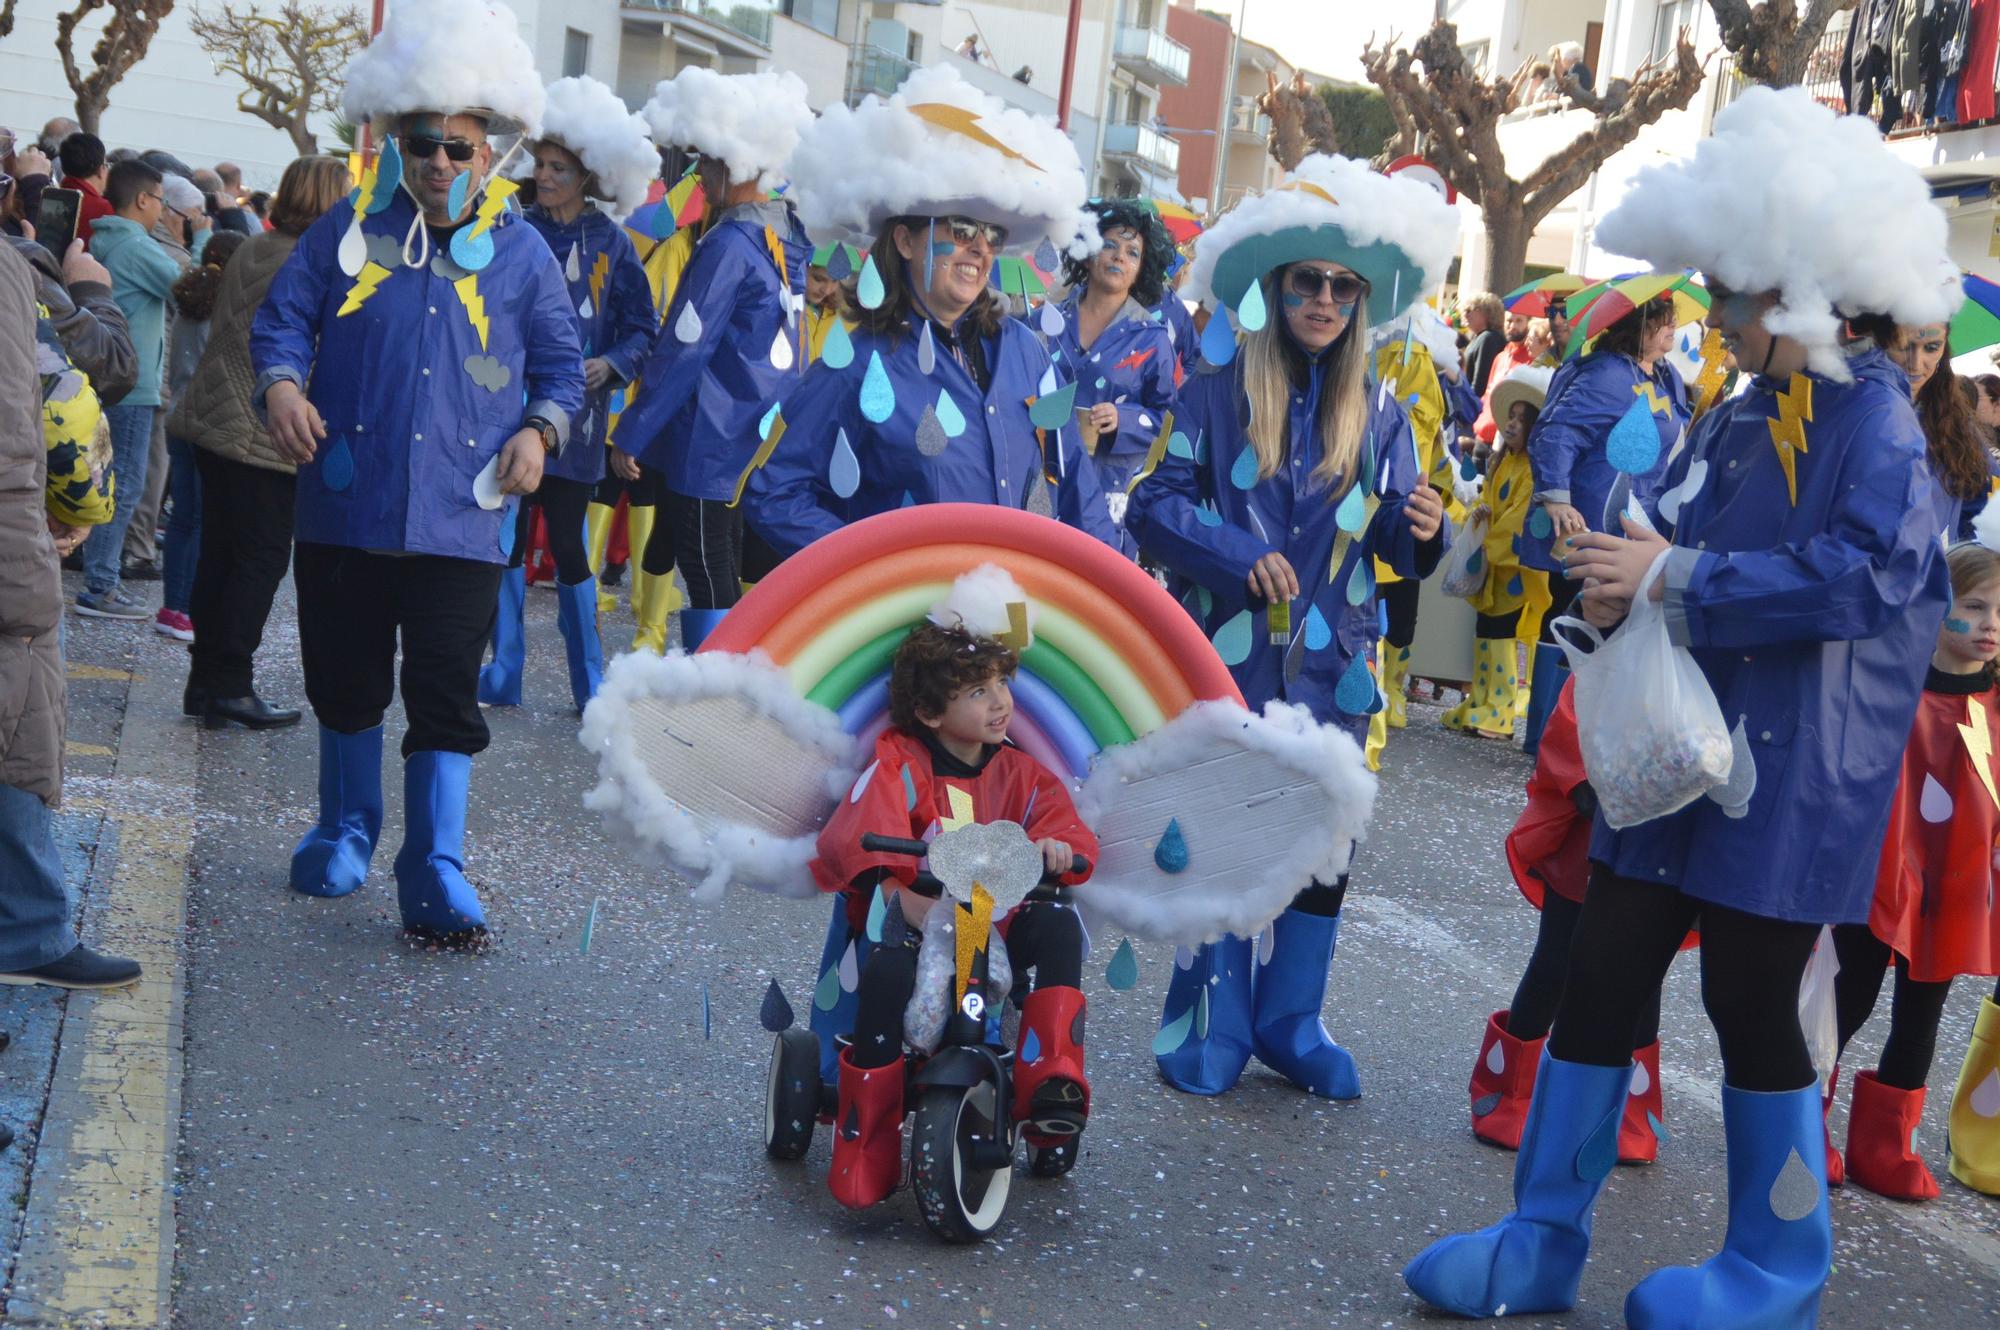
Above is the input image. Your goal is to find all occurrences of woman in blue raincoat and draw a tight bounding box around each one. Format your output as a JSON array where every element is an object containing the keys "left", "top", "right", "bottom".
[
  {"left": 480, "top": 77, "right": 658, "bottom": 714},
  {"left": 1046, "top": 198, "right": 1180, "bottom": 556},
  {"left": 1127, "top": 154, "right": 1456, "bottom": 1102},
  {"left": 1405, "top": 86, "right": 1959, "bottom": 1330}
]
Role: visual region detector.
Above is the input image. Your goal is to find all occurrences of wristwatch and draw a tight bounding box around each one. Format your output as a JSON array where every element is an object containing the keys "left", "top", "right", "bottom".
[{"left": 524, "top": 415, "right": 561, "bottom": 458}]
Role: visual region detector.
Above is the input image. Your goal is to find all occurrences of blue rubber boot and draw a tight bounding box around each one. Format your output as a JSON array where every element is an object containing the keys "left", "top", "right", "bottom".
[
  {"left": 677, "top": 606, "right": 730, "bottom": 653},
  {"left": 1520, "top": 642, "right": 1570, "bottom": 759},
  {"left": 476, "top": 565, "right": 527, "bottom": 706},
  {"left": 1155, "top": 935, "right": 1255, "bottom": 1095},
  {"left": 1404, "top": 1052, "right": 1632, "bottom": 1317},
  {"left": 553, "top": 576, "right": 605, "bottom": 713},
  {"left": 289, "top": 725, "right": 384, "bottom": 898},
  {"left": 1251, "top": 908, "right": 1361, "bottom": 1099},
  {"left": 1625, "top": 1084, "right": 1830, "bottom": 1330},
  {"left": 808, "top": 898, "right": 872, "bottom": 1084},
  {"left": 392, "top": 751, "right": 487, "bottom": 938}
]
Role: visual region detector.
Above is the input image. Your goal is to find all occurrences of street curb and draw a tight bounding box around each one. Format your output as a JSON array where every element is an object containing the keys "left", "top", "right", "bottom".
[{"left": 5, "top": 655, "right": 191, "bottom": 1328}]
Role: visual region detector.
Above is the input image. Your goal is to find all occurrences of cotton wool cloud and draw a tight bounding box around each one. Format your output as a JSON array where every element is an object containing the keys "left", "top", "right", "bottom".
[
  {"left": 1596, "top": 86, "right": 1960, "bottom": 381},
  {"left": 536, "top": 77, "right": 659, "bottom": 219},
  {"left": 644, "top": 68, "right": 812, "bottom": 189},
  {"left": 342, "top": 0, "right": 544, "bottom": 137}
]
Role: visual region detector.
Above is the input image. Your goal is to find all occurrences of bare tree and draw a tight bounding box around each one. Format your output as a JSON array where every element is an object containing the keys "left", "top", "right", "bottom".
[
  {"left": 1363, "top": 19, "right": 1705, "bottom": 291},
  {"left": 1708, "top": 0, "right": 1858, "bottom": 88},
  {"left": 1257, "top": 71, "right": 1338, "bottom": 172},
  {"left": 55, "top": 0, "right": 176, "bottom": 135},
  {"left": 189, "top": 1, "right": 366, "bottom": 156},
  {"left": 0, "top": 2, "right": 20, "bottom": 40}
]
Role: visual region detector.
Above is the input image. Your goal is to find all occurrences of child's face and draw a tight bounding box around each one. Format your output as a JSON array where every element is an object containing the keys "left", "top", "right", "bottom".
[
  {"left": 805, "top": 264, "right": 839, "bottom": 310},
  {"left": 921, "top": 672, "right": 1014, "bottom": 748},
  {"left": 1941, "top": 575, "right": 2000, "bottom": 668},
  {"left": 1501, "top": 401, "right": 1535, "bottom": 449}
]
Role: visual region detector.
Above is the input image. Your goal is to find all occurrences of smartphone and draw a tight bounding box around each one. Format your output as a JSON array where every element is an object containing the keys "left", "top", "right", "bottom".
[{"left": 37, "top": 186, "right": 81, "bottom": 260}]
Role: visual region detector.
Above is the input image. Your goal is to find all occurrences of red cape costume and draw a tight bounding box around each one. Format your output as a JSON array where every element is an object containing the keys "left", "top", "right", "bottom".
[
  {"left": 1507, "top": 679, "right": 1591, "bottom": 909},
  {"left": 1870, "top": 670, "right": 2000, "bottom": 983}
]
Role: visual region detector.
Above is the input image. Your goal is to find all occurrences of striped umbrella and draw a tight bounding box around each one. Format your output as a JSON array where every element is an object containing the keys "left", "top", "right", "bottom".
[
  {"left": 1565, "top": 271, "right": 1710, "bottom": 357},
  {"left": 1949, "top": 273, "right": 2000, "bottom": 356},
  {"left": 1502, "top": 271, "right": 1589, "bottom": 317}
]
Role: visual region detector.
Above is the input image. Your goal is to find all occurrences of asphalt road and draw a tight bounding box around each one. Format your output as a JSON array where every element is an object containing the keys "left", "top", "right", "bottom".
[{"left": 120, "top": 583, "right": 2000, "bottom": 1330}]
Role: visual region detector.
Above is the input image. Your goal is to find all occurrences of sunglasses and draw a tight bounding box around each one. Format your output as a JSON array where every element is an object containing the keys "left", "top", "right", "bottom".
[
  {"left": 1287, "top": 266, "right": 1369, "bottom": 305},
  {"left": 402, "top": 134, "right": 478, "bottom": 163},
  {"left": 937, "top": 215, "right": 1008, "bottom": 250}
]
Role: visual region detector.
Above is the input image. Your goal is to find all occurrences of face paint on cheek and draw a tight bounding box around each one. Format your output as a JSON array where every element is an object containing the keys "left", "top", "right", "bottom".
[
  {"left": 1335, "top": 301, "right": 1355, "bottom": 319},
  {"left": 1947, "top": 617, "right": 1974, "bottom": 635},
  {"left": 1282, "top": 293, "right": 1305, "bottom": 309},
  {"left": 931, "top": 241, "right": 956, "bottom": 258}
]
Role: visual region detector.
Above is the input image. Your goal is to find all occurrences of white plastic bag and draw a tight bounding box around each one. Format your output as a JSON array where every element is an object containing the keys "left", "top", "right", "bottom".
[
  {"left": 1551, "top": 549, "right": 1733, "bottom": 829},
  {"left": 1798, "top": 925, "right": 1842, "bottom": 1094},
  {"left": 1439, "top": 509, "right": 1491, "bottom": 600}
]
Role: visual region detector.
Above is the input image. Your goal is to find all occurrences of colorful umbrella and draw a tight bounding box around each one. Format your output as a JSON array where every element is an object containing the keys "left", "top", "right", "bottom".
[
  {"left": 1502, "top": 272, "right": 1589, "bottom": 317},
  {"left": 1949, "top": 273, "right": 2000, "bottom": 356},
  {"left": 993, "top": 255, "right": 1051, "bottom": 297},
  {"left": 1150, "top": 199, "right": 1204, "bottom": 246},
  {"left": 625, "top": 167, "right": 706, "bottom": 242},
  {"left": 1565, "top": 272, "right": 1709, "bottom": 357},
  {"left": 812, "top": 242, "right": 862, "bottom": 276}
]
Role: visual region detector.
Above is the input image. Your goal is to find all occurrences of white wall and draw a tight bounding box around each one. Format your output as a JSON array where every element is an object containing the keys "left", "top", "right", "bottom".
[
  {"left": 508, "top": 0, "right": 624, "bottom": 85},
  {"left": 944, "top": 0, "right": 1116, "bottom": 125},
  {"left": 769, "top": 13, "right": 852, "bottom": 109}
]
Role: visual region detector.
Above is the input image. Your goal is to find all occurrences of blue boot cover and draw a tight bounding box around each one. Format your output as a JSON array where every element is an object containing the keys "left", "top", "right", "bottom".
[
  {"left": 476, "top": 565, "right": 527, "bottom": 706},
  {"left": 808, "top": 897, "right": 873, "bottom": 1083},
  {"left": 393, "top": 751, "right": 487, "bottom": 935},
  {"left": 677, "top": 606, "right": 731, "bottom": 652},
  {"left": 1625, "top": 1084, "right": 1830, "bottom": 1330},
  {"left": 1155, "top": 935, "right": 1255, "bottom": 1095},
  {"left": 1404, "top": 1053, "right": 1632, "bottom": 1317},
  {"left": 1251, "top": 908, "right": 1361, "bottom": 1099},
  {"left": 290, "top": 725, "right": 384, "bottom": 898},
  {"left": 554, "top": 576, "right": 605, "bottom": 712},
  {"left": 1520, "top": 642, "right": 1570, "bottom": 760}
]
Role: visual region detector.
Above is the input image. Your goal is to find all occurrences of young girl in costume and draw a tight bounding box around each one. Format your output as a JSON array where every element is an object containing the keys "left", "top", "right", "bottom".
[
  {"left": 1127, "top": 153, "right": 1455, "bottom": 1099},
  {"left": 811, "top": 620, "right": 1098, "bottom": 1206},
  {"left": 1823, "top": 539, "right": 2000, "bottom": 1200},
  {"left": 1406, "top": 87, "right": 1959, "bottom": 1327},
  {"left": 1879, "top": 320, "right": 1997, "bottom": 540}
]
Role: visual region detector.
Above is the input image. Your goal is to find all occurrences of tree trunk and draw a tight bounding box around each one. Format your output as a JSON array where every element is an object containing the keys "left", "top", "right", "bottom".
[
  {"left": 289, "top": 121, "right": 317, "bottom": 157},
  {"left": 76, "top": 95, "right": 103, "bottom": 136},
  {"left": 1482, "top": 212, "right": 1532, "bottom": 293}
]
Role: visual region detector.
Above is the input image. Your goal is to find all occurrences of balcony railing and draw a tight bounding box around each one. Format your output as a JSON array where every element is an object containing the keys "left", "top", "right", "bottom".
[
  {"left": 1229, "top": 96, "right": 1271, "bottom": 139},
  {"left": 624, "top": 0, "right": 773, "bottom": 49},
  {"left": 1113, "top": 22, "right": 1191, "bottom": 87},
  {"left": 1714, "top": 13, "right": 1847, "bottom": 117},
  {"left": 1102, "top": 120, "right": 1181, "bottom": 174},
  {"left": 846, "top": 43, "right": 916, "bottom": 105}
]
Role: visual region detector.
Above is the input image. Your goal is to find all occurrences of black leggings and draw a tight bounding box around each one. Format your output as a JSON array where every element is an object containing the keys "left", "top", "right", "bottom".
[
  {"left": 1549, "top": 867, "right": 1821, "bottom": 1092},
  {"left": 642, "top": 486, "right": 741, "bottom": 609},
  {"left": 850, "top": 897, "right": 1085, "bottom": 1069},
  {"left": 1475, "top": 608, "right": 1524, "bottom": 639},
  {"left": 506, "top": 475, "right": 592, "bottom": 583},
  {"left": 1292, "top": 875, "right": 1348, "bottom": 917},
  {"left": 1381, "top": 578, "right": 1420, "bottom": 650},
  {"left": 1509, "top": 889, "right": 1662, "bottom": 1046},
  {"left": 1540, "top": 570, "right": 1578, "bottom": 641},
  {"left": 1831, "top": 924, "right": 1955, "bottom": 1091}
]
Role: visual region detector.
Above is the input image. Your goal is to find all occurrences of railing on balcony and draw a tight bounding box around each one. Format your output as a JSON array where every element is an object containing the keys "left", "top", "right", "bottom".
[
  {"left": 1113, "top": 22, "right": 1191, "bottom": 86},
  {"left": 1713, "top": 13, "right": 1848, "bottom": 117},
  {"left": 624, "top": 0, "right": 773, "bottom": 49},
  {"left": 1103, "top": 120, "right": 1181, "bottom": 174},
  {"left": 846, "top": 43, "right": 916, "bottom": 105},
  {"left": 1229, "top": 96, "right": 1271, "bottom": 139}
]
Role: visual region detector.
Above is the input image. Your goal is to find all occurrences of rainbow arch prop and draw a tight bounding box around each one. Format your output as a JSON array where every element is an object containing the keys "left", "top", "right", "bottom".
[{"left": 700, "top": 504, "right": 1244, "bottom": 781}]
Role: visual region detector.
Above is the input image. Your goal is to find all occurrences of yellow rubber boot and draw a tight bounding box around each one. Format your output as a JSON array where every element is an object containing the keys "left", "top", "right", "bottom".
[
  {"left": 585, "top": 502, "right": 618, "bottom": 614},
  {"left": 1364, "top": 649, "right": 1388, "bottom": 772},
  {"left": 1380, "top": 640, "right": 1410, "bottom": 730},
  {"left": 1441, "top": 637, "right": 1516, "bottom": 738},
  {"left": 1948, "top": 995, "right": 2000, "bottom": 1195},
  {"left": 627, "top": 503, "right": 669, "bottom": 655},
  {"left": 1514, "top": 640, "right": 1535, "bottom": 726}
]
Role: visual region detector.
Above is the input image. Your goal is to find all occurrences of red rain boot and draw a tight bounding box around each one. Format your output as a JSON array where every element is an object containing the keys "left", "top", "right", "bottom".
[
  {"left": 1845, "top": 1069, "right": 1941, "bottom": 1201},
  {"left": 1823, "top": 1065, "right": 1845, "bottom": 1188},
  {"left": 1618, "top": 1040, "right": 1663, "bottom": 1165},
  {"left": 827, "top": 1048, "right": 905, "bottom": 1210},
  {"left": 1468, "top": 1010, "right": 1544, "bottom": 1150},
  {"left": 1013, "top": 986, "right": 1090, "bottom": 1146}
]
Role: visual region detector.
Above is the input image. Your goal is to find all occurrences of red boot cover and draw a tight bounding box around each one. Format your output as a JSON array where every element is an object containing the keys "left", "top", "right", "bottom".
[
  {"left": 1015, "top": 986, "right": 1090, "bottom": 1147},
  {"left": 606, "top": 495, "right": 630, "bottom": 565},
  {"left": 1824, "top": 1066, "right": 1845, "bottom": 1188},
  {"left": 1468, "top": 1010, "right": 1544, "bottom": 1150},
  {"left": 1617, "top": 1041, "right": 1663, "bottom": 1165},
  {"left": 828, "top": 1048, "right": 905, "bottom": 1210},
  {"left": 1846, "top": 1069, "right": 1941, "bottom": 1201},
  {"left": 525, "top": 510, "right": 554, "bottom": 585}
]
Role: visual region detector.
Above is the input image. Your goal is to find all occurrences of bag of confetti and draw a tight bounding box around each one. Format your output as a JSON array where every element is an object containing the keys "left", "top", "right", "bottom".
[
  {"left": 1798, "top": 926, "right": 1841, "bottom": 1094},
  {"left": 1439, "top": 508, "right": 1491, "bottom": 600},
  {"left": 1550, "top": 549, "right": 1732, "bottom": 829}
]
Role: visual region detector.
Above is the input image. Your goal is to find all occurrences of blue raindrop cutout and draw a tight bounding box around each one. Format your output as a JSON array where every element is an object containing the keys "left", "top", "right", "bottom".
[
  {"left": 758, "top": 401, "right": 780, "bottom": 440},
  {"left": 1528, "top": 505, "right": 1554, "bottom": 539},
  {"left": 449, "top": 225, "right": 493, "bottom": 272},
  {"left": 829, "top": 428, "right": 861, "bottom": 498},
  {"left": 1195, "top": 986, "right": 1211, "bottom": 1039},
  {"left": 446, "top": 171, "right": 470, "bottom": 221},
  {"left": 826, "top": 244, "right": 853, "bottom": 280},
  {"left": 812, "top": 960, "right": 842, "bottom": 1012},
  {"left": 864, "top": 886, "right": 888, "bottom": 943},
  {"left": 1200, "top": 310, "right": 1238, "bottom": 365},
  {"left": 1020, "top": 1028, "right": 1043, "bottom": 1065},
  {"left": 1212, "top": 610, "right": 1253, "bottom": 665},
  {"left": 1378, "top": 598, "right": 1390, "bottom": 636},
  {"left": 1506, "top": 572, "right": 1524, "bottom": 597},
  {"left": 1167, "top": 430, "right": 1194, "bottom": 459},
  {"left": 1606, "top": 395, "right": 1663, "bottom": 474},
  {"left": 901, "top": 764, "right": 918, "bottom": 810},
  {"left": 820, "top": 316, "right": 854, "bottom": 369},
  {"left": 702, "top": 983, "right": 712, "bottom": 1040},
  {"left": 1152, "top": 1005, "right": 1194, "bottom": 1055},
  {"left": 496, "top": 499, "right": 516, "bottom": 559},
  {"left": 1033, "top": 237, "right": 1061, "bottom": 273},
  {"left": 1304, "top": 604, "right": 1332, "bottom": 650},
  {"left": 1334, "top": 652, "right": 1382, "bottom": 715},
  {"left": 856, "top": 255, "right": 886, "bottom": 310},
  {"left": 859, "top": 351, "right": 895, "bottom": 423},
  {"left": 1460, "top": 454, "right": 1479, "bottom": 481},
  {"left": 936, "top": 389, "right": 967, "bottom": 438},
  {"left": 1345, "top": 555, "right": 1374, "bottom": 606},
  {"left": 1193, "top": 502, "right": 1222, "bottom": 527},
  {"left": 320, "top": 437, "right": 354, "bottom": 491},
  {"left": 1498, "top": 478, "right": 1512, "bottom": 501},
  {"left": 367, "top": 136, "right": 402, "bottom": 212},
  {"left": 1038, "top": 301, "right": 1065, "bottom": 338},
  {"left": 1334, "top": 481, "right": 1366, "bottom": 532},
  {"left": 1229, "top": 443, "right": 1259, "bottom": 490},
  {"left": 1028, "top": 380, "right": 1077, "bottom": 430},
  {"left": 1105, "top": 938, "right": 1139, "bottom": 991},
  {"left": 1154, "top": 818, "right": 1190, "bottom": 873},
  {"left": 1466, "top": 549, "right": 1485, "bottom": 575},
  {"left": 1237, "top": 278, "right": 1268, "bottom": 332},
  {"left": 759, "top": 979, "right": 794, "bottom": 1032}
]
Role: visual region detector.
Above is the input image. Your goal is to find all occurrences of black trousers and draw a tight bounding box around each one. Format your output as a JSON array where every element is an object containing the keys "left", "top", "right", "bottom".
[
  {"left": 1509, "top": 888, "right": 1663, "bottom": 1046},
  {"left": 1550, "top": 866, "right": 1820, "bottom": 1092},
  {"left": 293, "top": 542, "right": 501, "bottom": 758},
  {"left": 1541, "top": 570, "right": 1579, "bottom": 642},
  {"left": 642, "top": 486, "right": 742, "bottom": 608},
  {"left": 505, "top": 475, "right": 593, "bottom": 583},
  {"left": 1381, "top": 577, "right": 1420, "bottom": 650},
  {"left": 187, "top": 451, "right": 296, "bottom": 697},
  {"left": 1475, "top": 608, "right": 1524, "bottom": 639},
  {"left": 1831, "top": 924, "right": 1956, "bottom": 1090}
]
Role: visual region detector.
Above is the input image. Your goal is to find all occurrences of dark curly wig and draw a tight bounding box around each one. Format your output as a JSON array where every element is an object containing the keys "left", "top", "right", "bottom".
[{"left": 1061, "top": 198, "right": 1173, "bottom": 308}]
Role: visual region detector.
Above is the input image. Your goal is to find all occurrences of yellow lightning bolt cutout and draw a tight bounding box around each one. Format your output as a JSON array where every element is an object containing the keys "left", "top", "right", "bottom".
[
  {"left": 1767, "top": 372, "right": 1813, "bottom": 507},
  {"left": 589, "top": 250, "right": 609, "bottom": 310},
  {"left": 728, "top": 412, "right": 785, "bottom": 507},
  {"left": 465, "top": 177, "right": 519, "bottom": 242},
  {"left": 337, "top": 261, "right": 392, "bottom": 317},
  {"left": 1633, "top": 382, "right": 1670, "bottom": 415},
  {"left": 908, "top": 103, "right": 1045, "bottom": 171},
  {"left": 940, "top": 785, "right": 977, "bottom": 832},
  {"left": 1690, "top": 326, "right": 1730, "bottom": 422},
  {"left": 954, "top": 885, "right": 995, "bottom": 1008},
  {"left": 999, "top": 602, "right": 1032, "bottom": 651},
  {"left": 1961, "top": 696, "right": 2000, "bottom": 813},
  {"left": 353, "top": 160, "right": 380, "bottom": 217},
  {"left": 454, "top": 274, "right": 489, "bottom": 352},
  {"left": 1125, "top": 409, "right": 1175, "bottom": 494}
]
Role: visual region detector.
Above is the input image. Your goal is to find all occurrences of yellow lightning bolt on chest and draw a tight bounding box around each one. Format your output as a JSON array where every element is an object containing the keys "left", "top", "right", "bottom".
[
  {"left": 1960, "top": 696, "right": 2000, "bottom": 813},
  {"left": 1767, "top": 373, "right": 1813, "bottom": 506},
  {"left": 939, "top": 785, "right": 976, "bottom": 832}
]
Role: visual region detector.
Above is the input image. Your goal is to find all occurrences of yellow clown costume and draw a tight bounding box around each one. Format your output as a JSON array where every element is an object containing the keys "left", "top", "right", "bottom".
[{"left": 1948, "top": 993, "right": 2000, "bottom": 1194}]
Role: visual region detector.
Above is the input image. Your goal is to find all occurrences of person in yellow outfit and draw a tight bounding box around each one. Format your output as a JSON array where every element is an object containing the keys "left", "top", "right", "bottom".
[
  {"left": 803, "top": 243, "right": 855, "bottom": 364},
  {"left": 1442, "top": 366, "right": 1551, "bottom": 739},
  {"left": 1947, "top": 979, "right": 2000, "bottom": 1194}
]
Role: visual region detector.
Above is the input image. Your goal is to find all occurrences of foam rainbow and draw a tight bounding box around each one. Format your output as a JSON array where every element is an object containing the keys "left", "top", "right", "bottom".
[{"left": 701, "top": 504, "right": 1243, "bottom": 777}]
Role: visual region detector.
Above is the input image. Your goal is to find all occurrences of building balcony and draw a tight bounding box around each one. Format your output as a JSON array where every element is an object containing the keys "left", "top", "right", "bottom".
[
  {"left": 846, "top": 43, "right": 916, "bottom": 106},
  {"left": 1229, "top": 96, "right": 1271, "bottom": 143},
  {"left": 1103, "top": 120, "right": 1181, "bottom": 175},
  {"left": 622, "top": 0, "right": 772, "bottom": 56},
  {"left": 1113, "top": 22, "right": 1190, "bottom": 87}
]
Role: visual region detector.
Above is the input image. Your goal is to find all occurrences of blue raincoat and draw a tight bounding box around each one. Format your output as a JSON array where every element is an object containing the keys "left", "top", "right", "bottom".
[
  {"left": 1522, "top": 351, "right": 1689, "bottom": 572},
  {"left": 1957, "top": 449, "right": 2000, "bottom": 541},
  {"left": 1048, "top": 291, "right": 1179, "bottom": 556},
  {"left": 616, "top": 200, "right": 810, "bottom": 500},
  {"left": 1128, "top": 350, "right": 1449, "bottom": 742},
  {"left": 522, "top": 204, "right": 657, "bottom": 484},
  {"left": 250, "top": 192, "right": 585, "bottom": 564},
  {"left": 1157, "top": 294, "right": 1199, "bottom": 381},
  {"left": 1590, "top": 346, "right": 1954, "bottom": 924},
  {"left": 744, "top": 308, "right": 1118, "bottom": 557}
]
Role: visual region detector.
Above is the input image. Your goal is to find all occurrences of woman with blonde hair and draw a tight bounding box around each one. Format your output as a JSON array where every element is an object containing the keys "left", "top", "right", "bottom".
[
  {"left": 1129, "top": 153, "right": 1456, "bottom": 1099},
  {"left": 1463, "top": 289, "right": 1506, "bottom": 393}
]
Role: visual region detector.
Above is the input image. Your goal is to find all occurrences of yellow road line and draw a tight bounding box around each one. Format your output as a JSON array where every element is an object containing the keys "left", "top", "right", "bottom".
[
  {"left": 64, "top": 664, "right": 134, "bottom": 682},
  {"left": 62, "top": 743, "right": 113, "bottom": 758}
]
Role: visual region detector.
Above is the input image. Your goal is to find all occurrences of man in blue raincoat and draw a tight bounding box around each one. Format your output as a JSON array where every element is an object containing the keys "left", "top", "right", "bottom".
[{"left": 253, "top": 103, "right": 584, "bottom": 944}]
